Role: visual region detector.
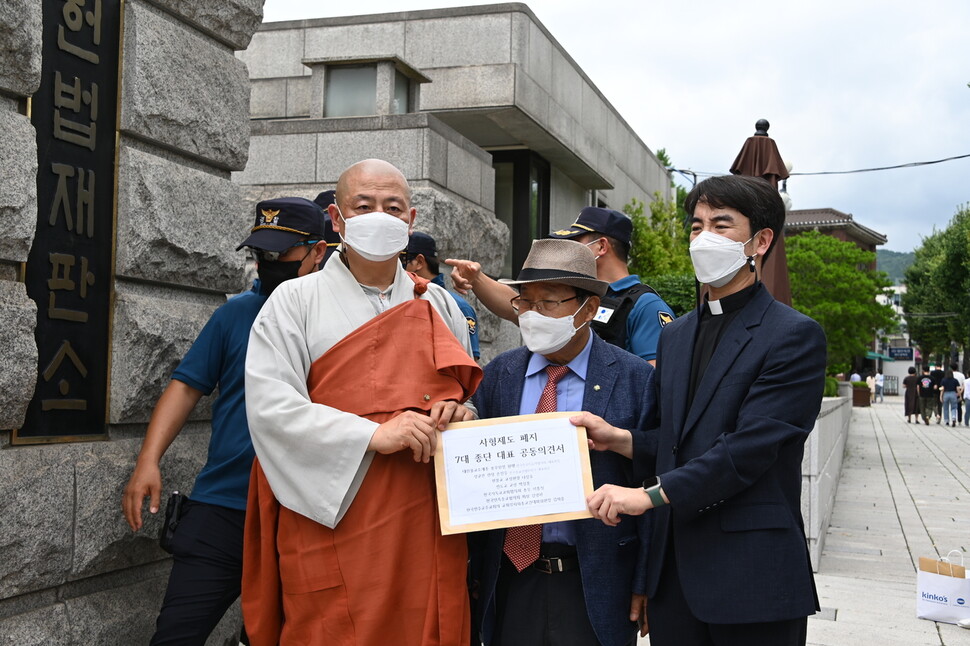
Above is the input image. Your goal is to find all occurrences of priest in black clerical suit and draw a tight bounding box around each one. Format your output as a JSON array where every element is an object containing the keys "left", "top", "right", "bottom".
[{"left": 578, "top": 174, "right": 826, "bottom": 646}]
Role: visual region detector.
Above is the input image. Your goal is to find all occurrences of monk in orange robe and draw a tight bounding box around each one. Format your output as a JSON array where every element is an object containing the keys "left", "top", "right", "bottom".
[{"left": 242, "top": 159, "right": 481, "bottom": 645}]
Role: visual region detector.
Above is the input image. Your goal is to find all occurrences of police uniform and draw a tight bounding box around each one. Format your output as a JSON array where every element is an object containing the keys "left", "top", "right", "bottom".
[{"left": 551, "top": 207, "right": 675, "bottom": 361}]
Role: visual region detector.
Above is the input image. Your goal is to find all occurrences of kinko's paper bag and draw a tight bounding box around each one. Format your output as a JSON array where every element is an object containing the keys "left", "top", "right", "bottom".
[{"left": 916, "top": 553, "right": 970, "bottom": 625}]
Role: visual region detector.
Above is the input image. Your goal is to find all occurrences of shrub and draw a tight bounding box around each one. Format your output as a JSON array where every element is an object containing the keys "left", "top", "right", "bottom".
[{"left": 823, "top": 376, "right": 839, "bottom": 397}]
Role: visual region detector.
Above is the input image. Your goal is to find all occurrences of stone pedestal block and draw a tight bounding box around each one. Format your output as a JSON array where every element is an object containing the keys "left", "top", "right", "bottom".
[
  {"left": 476, "top": 308, "right": 521, "bottom": 364},
  {"left": 0, "top": 445, "right": 74, "bottom": 598},
  {"left": 65, "top": 567, "right": 240, "bottom": 644},
  {"left": 407, "top": 188, "right": 521, "bottom": 361},
  {"left": 0, "top": 110, "right": 38, "bottom": 263},
  {"left": 0, "top": 281, "right": 38, "bottom": 430},
  {"left": 117, "top": 145, "right": 248, "bottom": 293},
  {"left": 0, "top": 1, "right": 42, "bottom": 97},
  {"left": 0, "top": 603, "right": 70, "bottom": 646},
  {"left": 65, "top": 574, "right": 168, "bottom": 644},
  {"left": 109, "top": 283, "right": 222, "bottom": 424},
  {"left": 71, "top": 431, "right": 209, "bottom": 579},
  {"left": 144, "top": 0, "right": 264, "bottom": 50},
  {"left": 122, "top": 2, "right": 251, "bottom": 170},
  {"left": 409, "top": 188, "right": 507, "bottom": 276}
]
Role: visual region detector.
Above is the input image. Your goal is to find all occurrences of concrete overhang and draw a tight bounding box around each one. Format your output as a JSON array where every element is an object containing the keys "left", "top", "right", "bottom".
[
  {"left": 301, "top": 55, "right": 432, "bottom": 83},
  {"left": 432, "top": 107, "right": 613, "bottom": 190}
]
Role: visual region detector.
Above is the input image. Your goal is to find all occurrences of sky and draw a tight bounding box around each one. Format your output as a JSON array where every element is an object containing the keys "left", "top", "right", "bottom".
[{"left": 260, "top": 0, "right": 970, "bottom": 253}]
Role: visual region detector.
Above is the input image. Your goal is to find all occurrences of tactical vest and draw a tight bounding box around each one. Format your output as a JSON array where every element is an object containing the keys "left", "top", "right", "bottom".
[{"left": 591, "top": 282, "right": 658, "bottom": 350}]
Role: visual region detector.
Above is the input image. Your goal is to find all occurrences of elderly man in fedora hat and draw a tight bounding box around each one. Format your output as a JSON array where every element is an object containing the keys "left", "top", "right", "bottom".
[
  {"left": 468, "top": 238, "right": 656, "bottom": 646},
  {"left": 447, "top": 206, "right": 675, "bottom": 365}
]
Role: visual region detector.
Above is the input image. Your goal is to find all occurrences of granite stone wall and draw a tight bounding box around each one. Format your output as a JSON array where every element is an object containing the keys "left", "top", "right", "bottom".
[{"left": 0, "top": 1, "right": 263, "bottom": 643}]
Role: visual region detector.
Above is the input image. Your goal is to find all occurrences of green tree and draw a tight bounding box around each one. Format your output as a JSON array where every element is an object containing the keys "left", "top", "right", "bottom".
[
  {"left": 904, "top": 230, "right": 951, "bottom": 359},
  {"left": 626, "top": 193, "right": 695, "bottom": 315},
  {"left": 786, "top": 230, "right": 897, "bottom": 375},
  {"left": 627, "top": 194, "right": 692, "bottom": 277},
  {"left": 904, "top": 205, "right": 970, "bottom": 368}
]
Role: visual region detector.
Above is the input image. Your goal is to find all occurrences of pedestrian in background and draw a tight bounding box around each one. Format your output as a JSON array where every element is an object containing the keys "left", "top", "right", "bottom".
[
  {"left": 930, "top": 364, "right": 945, "bottom": 423},
  {"left": 964, "top": 375, "right": 970, "bottom": 427},
  {"left": 940, "top": 369, "right": 961, "bottom": 427},
  {"left": 866, "top": 372, "right": 876, "bottom": 404},
  {"left": 950, "top": 362, "right": 965, "bottom": 423},
  {"left": 902, "top": 366, "right": 919, "bottom": 423},
  {"left": 875, "top": 371, "right": 884, "bottom": 403},
  {"left": 917, "top": 366, "right": 939, "bottom": 425}
]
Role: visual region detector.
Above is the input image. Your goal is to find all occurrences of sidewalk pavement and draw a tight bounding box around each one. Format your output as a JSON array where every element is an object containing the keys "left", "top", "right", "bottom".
[
  {"left": 808, "top": 399, "right": 969, "bottom": 645},
  {"left": 641, "top": 398, "right": 970, "bottom": 645}
]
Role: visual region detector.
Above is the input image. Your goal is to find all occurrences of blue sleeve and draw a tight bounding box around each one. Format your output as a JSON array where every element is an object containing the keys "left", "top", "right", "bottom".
[
  {"left": 170, "top": 307, "right": 228, "bottom": 395},
  {"left": 455, "top": 298, "right": 480, "bottom": 359},
  {"left": 625, "top": 294, "right": 675, "bottom": 361}
]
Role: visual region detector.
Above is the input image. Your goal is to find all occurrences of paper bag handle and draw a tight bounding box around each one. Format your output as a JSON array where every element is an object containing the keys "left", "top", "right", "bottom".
[
  {"left": 937, "top": 550, "right": 966, "bottom": 576},
  {"left": 942, "top": 550, "right": 965, "bottom": 567}
]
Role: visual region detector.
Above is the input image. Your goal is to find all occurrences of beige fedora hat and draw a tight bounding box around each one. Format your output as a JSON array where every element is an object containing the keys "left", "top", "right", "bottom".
[{"left": 499, "top": 239, "right": 609, "bottom": 296}]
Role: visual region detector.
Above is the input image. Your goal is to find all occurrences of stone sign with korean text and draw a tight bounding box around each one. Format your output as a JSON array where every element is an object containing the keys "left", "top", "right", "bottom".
[{"left": 17, "top": 0, "right": 120, "bottom": 441}]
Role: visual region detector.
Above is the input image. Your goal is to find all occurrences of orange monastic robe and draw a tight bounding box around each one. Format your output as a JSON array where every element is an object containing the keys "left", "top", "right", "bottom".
[{"left": 243, "top": 280, "right": 482, "bottom": 646}]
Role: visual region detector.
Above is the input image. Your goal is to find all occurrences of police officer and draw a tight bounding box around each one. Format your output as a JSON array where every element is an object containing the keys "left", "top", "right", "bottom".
[
  {"left": 403, "top": 231, "right": 480, "bottom": 359},
  {"left": 447, "top": 206, "right": 674, "bottom": 364},
  {"left": 122, "top": 197, "right": 329, "bottom": 645}
]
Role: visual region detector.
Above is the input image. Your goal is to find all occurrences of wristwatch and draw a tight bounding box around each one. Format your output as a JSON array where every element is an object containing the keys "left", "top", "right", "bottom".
[{"left": 642, "top": 476, "right": 667, "bottom": 508}]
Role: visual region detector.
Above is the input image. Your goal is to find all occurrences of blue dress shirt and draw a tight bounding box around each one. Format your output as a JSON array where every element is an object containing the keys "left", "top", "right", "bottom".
[{"left": 518, "top": 331, "right": 594, "bottom": 546}]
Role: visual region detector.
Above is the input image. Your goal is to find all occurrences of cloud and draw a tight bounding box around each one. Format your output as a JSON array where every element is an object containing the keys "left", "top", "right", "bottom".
[{"left": 260, "top": 0, "right": 970, "bottom": 251}]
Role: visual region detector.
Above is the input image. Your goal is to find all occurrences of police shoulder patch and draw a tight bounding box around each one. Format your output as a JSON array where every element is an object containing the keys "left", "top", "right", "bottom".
[
  {"left": 657, "top": 311, "right": 673, "bottom": 327},
  {"left": 466, "top": 317, "right": 477, "bottom": 336}
]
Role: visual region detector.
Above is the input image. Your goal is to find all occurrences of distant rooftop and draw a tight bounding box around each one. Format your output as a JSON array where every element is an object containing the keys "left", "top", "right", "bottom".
[{"left": 787, "top": 207, "right": 888, "bottom": 246}]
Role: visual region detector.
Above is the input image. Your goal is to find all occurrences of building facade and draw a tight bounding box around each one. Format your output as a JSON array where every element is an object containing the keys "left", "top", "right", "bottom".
[{"left": 235, "top": 3, "right": 672, "bottom": 360}]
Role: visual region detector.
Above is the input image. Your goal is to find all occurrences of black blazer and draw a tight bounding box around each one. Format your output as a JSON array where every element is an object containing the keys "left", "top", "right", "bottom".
[
  {"left": 634, "top": 283, "right": 826, "bottom": 624},
  {"left": 470, "top": 333, "right": 656, "bottom": 646}
]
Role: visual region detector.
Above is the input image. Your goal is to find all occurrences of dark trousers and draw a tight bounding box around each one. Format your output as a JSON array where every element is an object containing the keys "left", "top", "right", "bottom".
[
  {"left": 150, "top": 499, "right": 246, "bottom": 646},
  {"left": 919, "top": 397, "right": 938, "bottom": 422},
  {"left": 493, "top": 545, "right": 604, "bottom": 646},
  {"left": 648, "top": 543, "right": 807, "bottom": 646}
]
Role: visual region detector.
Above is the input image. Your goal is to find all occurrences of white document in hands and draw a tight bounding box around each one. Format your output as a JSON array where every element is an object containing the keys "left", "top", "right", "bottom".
[{"left": 433, "top": 411, "right": 594, "bottom": 535}]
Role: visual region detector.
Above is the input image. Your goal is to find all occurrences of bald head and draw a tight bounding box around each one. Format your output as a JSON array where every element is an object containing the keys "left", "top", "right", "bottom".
[
  {"left": 335, "top": 159, "right": 411, "bottom": 205},
  {"left": 329, "top": 158, "right": 416, "bottom": 238}
]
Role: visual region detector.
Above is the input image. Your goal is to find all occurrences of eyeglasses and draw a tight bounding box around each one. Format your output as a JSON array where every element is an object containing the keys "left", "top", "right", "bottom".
[
  {"left": 255, "top": 240, "right": 320, "bottom": 263},
  {"left": 510, "top": 295, "right": 580, "bottom": 315}
]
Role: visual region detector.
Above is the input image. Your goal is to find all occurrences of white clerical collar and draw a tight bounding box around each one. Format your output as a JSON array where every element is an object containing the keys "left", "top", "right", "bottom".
[{"left": 708, "top": 299, "right": 724, "bottom": 316}]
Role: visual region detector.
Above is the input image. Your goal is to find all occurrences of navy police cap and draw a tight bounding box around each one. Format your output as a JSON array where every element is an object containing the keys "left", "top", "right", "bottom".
[
  {"left": 549, "top": 206, "right": 633, "bottom": 247},
  {"left": 237, "top": 197, "right": 328, "bottom": 252},
  {"left": 406, "top": 231, "right": 438, "bottom": 259}
]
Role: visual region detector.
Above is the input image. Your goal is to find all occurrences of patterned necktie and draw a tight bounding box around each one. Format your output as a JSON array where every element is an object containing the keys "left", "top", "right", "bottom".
[{"left": 503, "top": 364, "right": 571, "bottom": 572}]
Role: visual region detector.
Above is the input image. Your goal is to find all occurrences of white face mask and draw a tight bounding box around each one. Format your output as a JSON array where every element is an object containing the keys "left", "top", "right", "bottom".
[
  {"left": 689, "top": 230, "right": 757, "bottom": 288},
  {"left": 337, "top": 209, "right": 410, "bottom": 262},
  {"left": 518, "top": 298, "right": 589, "bottom": 355}
]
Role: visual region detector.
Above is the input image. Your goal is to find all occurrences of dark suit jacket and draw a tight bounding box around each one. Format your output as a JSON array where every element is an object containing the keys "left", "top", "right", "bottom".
[
  {"left": 470, "top": 333, "right": 656, "bottom": 646},
  {"left": 634, "top": 282, "right": 825, "bottom": 624}
]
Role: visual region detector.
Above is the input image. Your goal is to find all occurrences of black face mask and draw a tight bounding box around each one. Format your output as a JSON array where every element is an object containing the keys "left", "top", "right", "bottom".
[
  {"left": 257, "top": 259, "right": 302, "bottom": 295},
  {"left": 256, "top": 245, "right": 314, "bottom": 294}
]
